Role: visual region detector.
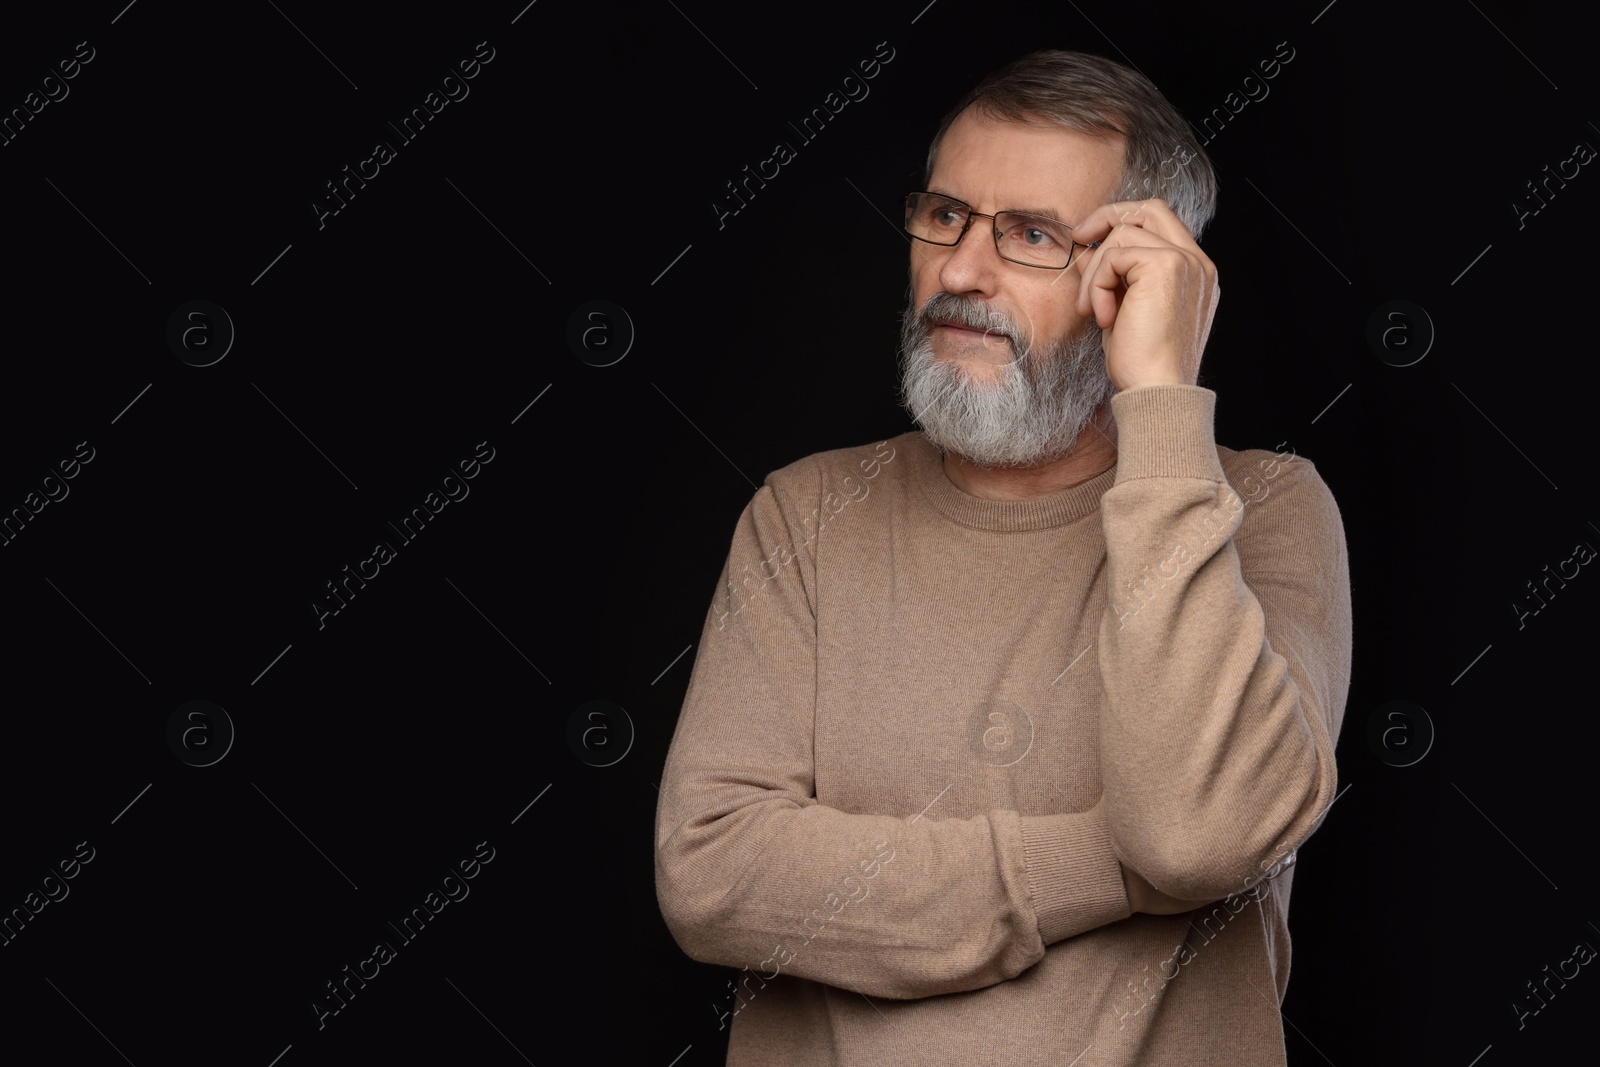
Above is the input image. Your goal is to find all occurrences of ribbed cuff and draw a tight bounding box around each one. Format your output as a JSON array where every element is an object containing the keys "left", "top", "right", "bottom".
[
  {"left": 1020, "top": 804, "right": 1131, "bottom": 945},
  {"left": 1109, "top": 385, "right": 1225, "bottom": 482}
]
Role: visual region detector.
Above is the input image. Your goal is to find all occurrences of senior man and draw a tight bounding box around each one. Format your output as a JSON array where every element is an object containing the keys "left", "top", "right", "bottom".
[{"left": 656, "top": 48, "right": 1351, "bottom": 1067}]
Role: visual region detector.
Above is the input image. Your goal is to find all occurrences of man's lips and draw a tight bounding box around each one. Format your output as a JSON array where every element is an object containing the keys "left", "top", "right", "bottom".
[{"left": 931, "top": 321, "right": 1010, "bottom": 343}]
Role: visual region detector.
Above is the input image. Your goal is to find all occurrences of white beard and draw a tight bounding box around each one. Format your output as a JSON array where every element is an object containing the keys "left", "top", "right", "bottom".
[{"left": 897, "top": 292, "right": 1116, "bottom": 469}]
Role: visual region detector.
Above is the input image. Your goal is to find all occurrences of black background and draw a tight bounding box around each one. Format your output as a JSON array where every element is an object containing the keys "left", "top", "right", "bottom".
[{"left": 0, "top": 1, "right": 1594, "bottom": 1064}]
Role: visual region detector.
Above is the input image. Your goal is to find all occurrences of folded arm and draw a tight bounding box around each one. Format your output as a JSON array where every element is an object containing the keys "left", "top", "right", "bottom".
[{"left": 655, "top": 472, "right": 1138, "bottom": 1000}]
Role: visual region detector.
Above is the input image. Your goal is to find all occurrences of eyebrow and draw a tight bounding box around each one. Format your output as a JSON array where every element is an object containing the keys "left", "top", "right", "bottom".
[
  {"left": 925, "top": 188, "right": 1071, "bottom": 225},
  {"left": 1010, "top": 205, "right": 1072, "bottom": 225}
]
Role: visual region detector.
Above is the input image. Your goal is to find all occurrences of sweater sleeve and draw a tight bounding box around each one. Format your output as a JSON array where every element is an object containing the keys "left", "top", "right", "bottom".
[
  {"left": 654, "top": 469, "right": 1133, "bottom": 1002},
  {"left": 1096, "top": 385, "right": 1352, "bottom": 901}
]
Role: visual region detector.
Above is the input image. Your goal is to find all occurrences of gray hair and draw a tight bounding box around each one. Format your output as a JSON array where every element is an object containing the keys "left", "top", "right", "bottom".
[{"left": 924, "top": 50, "right": 1218, "bottom": 240}]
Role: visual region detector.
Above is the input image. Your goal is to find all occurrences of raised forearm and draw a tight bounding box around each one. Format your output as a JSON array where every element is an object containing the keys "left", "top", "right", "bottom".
[{"left": 1095, "top": 386, "right": 1350, "bottom": 899}]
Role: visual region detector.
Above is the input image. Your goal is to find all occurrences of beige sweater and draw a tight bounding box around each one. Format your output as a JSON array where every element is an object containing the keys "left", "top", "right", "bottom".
[{"left": 655, "top": 385, "right": 1352, "bottom": 1066}]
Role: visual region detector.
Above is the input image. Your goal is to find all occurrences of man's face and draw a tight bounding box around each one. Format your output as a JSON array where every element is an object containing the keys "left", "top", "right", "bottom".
[{"left": 899, "top": 108, "right": 1127, "bottom": 468}]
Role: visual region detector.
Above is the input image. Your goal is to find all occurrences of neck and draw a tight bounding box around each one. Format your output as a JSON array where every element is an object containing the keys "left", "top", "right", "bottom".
[{"left": 939, "top": 404, "right": 1118, "bottom": 501}]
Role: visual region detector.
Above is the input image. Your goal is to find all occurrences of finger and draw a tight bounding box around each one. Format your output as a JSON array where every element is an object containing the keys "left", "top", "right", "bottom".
[
  {"left": 1075, "top": 239, "right": 1146, "bottom": 320},
  {"left": 1074, "top": 239, "right": 1106, "bottom": 318},
  {"left": 1071, "top": 198, "right": 1195, "bottom": 249},
  {"left": 1071, "top": 220, "right": 1183, "bottom": 314},
  {"left": 1079, "top": 243, "right": 1204, "bottom": 328},
  {"left": 1080, "top": 246, "right": 1139, "bottom": 328},
  {"left": 1074, "top": 236, "right": 1119, "bottom": 319},
  {"left": 1090, "top": 279, "right": 1122, "bottom": 331}
]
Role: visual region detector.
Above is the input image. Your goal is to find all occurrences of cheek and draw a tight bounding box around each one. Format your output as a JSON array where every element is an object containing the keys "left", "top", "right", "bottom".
[
  {"left": 910, "top": 256, "right": 944, "bottom": 300},
  {"left": 1019, "top": 290, "right": 1081, "bottom": 346}
]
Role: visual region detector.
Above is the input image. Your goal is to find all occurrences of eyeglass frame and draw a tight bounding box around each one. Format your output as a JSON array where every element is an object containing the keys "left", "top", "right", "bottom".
[{"left": 901, "top": 191, "right": 1101, "bottom": 270}]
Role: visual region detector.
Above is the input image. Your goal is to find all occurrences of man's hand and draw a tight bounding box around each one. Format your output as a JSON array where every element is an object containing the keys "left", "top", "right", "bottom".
[
  {"left": 1069, "top": 199, "right": 1219, "bottom": 391},
  {"left": 1122, "top": 864, "right": 1220, "bottom": 916}
]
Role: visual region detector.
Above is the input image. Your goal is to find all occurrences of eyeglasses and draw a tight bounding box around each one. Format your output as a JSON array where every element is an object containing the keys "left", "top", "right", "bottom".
[{"left": 902, "top": 191, "right": 1096, "bottom": 270}]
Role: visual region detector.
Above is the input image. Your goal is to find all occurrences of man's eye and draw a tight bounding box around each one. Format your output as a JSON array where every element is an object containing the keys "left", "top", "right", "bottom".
[
  {"left": 1012, "top": 222, "right": 1060, "bottom": 246},
  {"left": 933, "top": 208, "right": 964, "bottom": 227}
]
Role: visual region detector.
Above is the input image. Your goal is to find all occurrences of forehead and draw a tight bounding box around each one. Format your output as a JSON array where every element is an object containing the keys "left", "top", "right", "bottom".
[{"left": 929, "top": 109, "right": 1125, "bottom": 217}]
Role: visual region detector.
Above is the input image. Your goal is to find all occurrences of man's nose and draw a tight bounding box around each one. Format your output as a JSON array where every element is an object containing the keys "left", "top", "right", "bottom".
[{"left": 937, "top": 215, "right": 1002, "bottom": 294}]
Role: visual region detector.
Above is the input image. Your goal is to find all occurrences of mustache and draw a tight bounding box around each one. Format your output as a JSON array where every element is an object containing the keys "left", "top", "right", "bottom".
[{"left": 914, "top": 293, "right": 1028, "bottom": 355}]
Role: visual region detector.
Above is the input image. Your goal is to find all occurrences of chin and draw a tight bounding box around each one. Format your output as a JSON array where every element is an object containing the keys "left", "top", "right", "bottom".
[{"left": 933, "top": 350, "right": 1014, "bottom": 382}]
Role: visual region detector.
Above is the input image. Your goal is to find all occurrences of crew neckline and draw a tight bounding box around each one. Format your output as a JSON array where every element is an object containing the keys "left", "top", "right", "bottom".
[{"left": 903, "top": 433, "right": 1118, "bottom": 532}]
